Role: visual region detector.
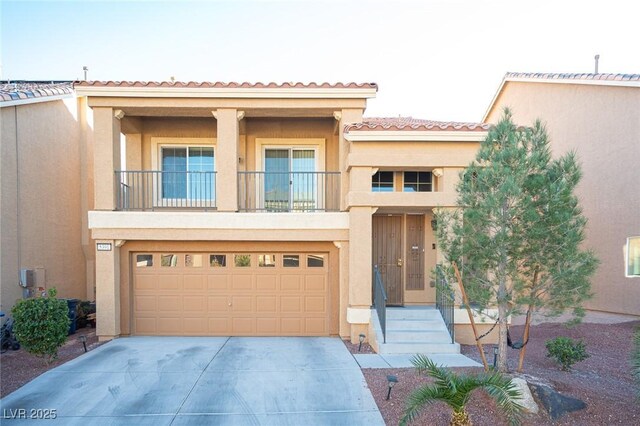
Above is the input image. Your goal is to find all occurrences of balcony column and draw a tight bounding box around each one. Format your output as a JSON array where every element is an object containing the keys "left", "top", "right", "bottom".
[
  {"left": 337, "top": 109, "right": 363, "bottom": 211},
  {"left": 347, "top": 206, "right": 376, "bottom": 343},
  {"left": 95, "top": 239, "right": 120, "bottom": 341},
  {"left": 93, "top": 108, "right": 122, "bottom": 210},
  {"left": 213, "top": 109, "right": 243, "bottom": 212}
]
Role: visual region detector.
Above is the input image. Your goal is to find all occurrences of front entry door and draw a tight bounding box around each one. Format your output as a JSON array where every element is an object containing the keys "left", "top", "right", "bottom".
[
  {"left": 406, "top": 215, "right": 425, "bottom": 292},
  {"left": 373, "top": 215, "right": 403, "bottom": 305}
]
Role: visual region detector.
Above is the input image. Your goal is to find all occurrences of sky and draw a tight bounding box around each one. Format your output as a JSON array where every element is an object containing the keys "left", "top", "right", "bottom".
[{"left": 1, "top": 0, "right": 638, "bottom": 122}]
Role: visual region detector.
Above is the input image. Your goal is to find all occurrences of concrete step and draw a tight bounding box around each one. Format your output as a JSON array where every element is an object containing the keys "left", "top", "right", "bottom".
[
  {"left": 386, "top": 308, "right": 442, "bottom": 320},
  {"left": 378, "top": 341, "right": 461, "bottom": 355},
  {"left": 385, "top": 329, "right": 453, "bottom": 343},
  {"left": 386, "top": 318, "right": 447, "bottom": 331}
]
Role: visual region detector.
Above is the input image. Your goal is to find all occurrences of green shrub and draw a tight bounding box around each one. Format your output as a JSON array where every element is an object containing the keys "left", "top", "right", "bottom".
[
  {"left": 545, "top": 337, "right": 589, "bottom": 371},
  {"left": 11, "top": 288, "right": 70, "bottom": 364}
]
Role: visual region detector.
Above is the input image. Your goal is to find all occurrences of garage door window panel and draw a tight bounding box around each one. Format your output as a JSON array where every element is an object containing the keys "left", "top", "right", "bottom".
[
  {"left": 185, "top": 254, "right": 203, "bottom": 267},
  {"left": 235, "top": 254, "right": 252, "bottom": 267},
  {"left": 283, "top": 255, "right": 300, "bottom": 267},
  {"left": 259, "top": 254, "right": 277, "bottom": 267},
  {"left": 307, "top": 254, "right": 325, "bottom": 267},
  {"left": 210, "top": 255, "right": 226, "bottom": 267},
  {"left": 161, "top": 254, "right": 178, "bottom": 267},
  {"left": 136, "top": 254, "right": 153, "bottom": 267}
]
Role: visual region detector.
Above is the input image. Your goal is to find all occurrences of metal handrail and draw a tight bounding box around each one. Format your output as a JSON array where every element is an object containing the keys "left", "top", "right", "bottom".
[
  {"left": 436, "top": 264, "right": 455, "bottom": 343},
  {"left": 373, "top": 265, "right": 388, "bottom": 343},
  {"left": 238, "top": 171, "right": 340, "bottom": 212},
  {"left": 115, "top": 170, "right": 217, "bottom": 211}
]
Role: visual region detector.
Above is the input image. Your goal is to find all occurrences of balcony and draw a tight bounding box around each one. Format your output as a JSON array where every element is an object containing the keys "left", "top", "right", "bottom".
[
  {"left": 238, "top": 171, "right": 340, "bottom": 212},
  {"left": 115, "top": 171, "right": 217, "bottom": 211}
]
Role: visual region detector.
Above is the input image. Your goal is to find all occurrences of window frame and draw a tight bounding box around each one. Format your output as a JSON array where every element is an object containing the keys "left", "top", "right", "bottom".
[
  {"left": 372, "top": 171, "right": 395, "bottom": 192},
  {"left": 402, "top": 171, "right": 433, "bottom": 193},
  {"left": 626, "top": 236, "right": 640, "bottom": 278}
]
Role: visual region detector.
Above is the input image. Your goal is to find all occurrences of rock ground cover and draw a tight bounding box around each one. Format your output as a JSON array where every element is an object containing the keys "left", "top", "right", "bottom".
[{"left": 361, "top": 320, "right": 640, "bottom": 425}]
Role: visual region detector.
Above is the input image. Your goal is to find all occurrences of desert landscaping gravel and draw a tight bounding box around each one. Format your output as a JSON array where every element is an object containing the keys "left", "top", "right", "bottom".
[
  {"left": 362, "top": 320, "right": 640, "bottom": 425},
  {"left": 1, "top": 327, "right": 103, "bottom": 397}
]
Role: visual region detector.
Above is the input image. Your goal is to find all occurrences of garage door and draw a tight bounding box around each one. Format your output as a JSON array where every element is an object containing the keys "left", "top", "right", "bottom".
[{"left": 132, "top": 252, "right": 332, "bottom": 336}]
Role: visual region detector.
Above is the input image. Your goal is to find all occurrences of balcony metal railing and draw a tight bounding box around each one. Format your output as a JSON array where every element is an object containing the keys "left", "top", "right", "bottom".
[
  {"left": 115, "top": 171, "right": 217, "bottom": 211},
  {"left": 436, "top": 264, "right": 455, "bottom": 343},
  {"left": 238, "top": 171, "right": 340, "bottom": 212},
  {"left": 373, "top": 265, "right": 388, "bottom": 343}
]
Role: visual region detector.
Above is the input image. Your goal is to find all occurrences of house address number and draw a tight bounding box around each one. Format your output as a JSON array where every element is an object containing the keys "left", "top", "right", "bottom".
[{"left": 97, "top": 243, "right": 112, "bottom": 251}]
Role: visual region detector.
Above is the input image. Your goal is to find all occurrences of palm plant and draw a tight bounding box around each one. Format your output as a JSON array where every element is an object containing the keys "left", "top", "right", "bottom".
[{"left": 400, "top": 355, "right": 523, "bottom": 426}]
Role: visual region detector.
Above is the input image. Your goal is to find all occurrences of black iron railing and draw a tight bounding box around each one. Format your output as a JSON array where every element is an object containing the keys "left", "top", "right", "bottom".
[
  {"left": 115, "top": 171, "right": 217, "bottom": 211},
  {"left": 373, "top": 265, "right": 388, "bottom": 343},
  {"left": 238, "top": 171, "right": 340, "bottom": 212},
  {"left": 436, "top": 264, "right": 455, "bottom": 343}
]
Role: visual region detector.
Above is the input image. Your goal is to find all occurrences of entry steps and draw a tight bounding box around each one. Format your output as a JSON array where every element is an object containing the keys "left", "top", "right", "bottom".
[{"left": 373, "top": 306, "right": 460, "bottom": 355}]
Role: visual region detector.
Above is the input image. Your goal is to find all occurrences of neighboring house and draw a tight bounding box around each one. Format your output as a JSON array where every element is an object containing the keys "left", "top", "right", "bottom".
[
  {"left": 0, "top": 82, "right": 95, "bottom": 314},
  {"left": 75, "top": 81, "right": 497, "bottom": 352},
  {"left": 484, "top": 72, "right": 640, "bottom": 317}
]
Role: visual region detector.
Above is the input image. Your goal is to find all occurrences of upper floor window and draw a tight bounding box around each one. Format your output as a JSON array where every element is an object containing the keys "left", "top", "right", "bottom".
[
  {"left": 372, "top": 171, "right": 394, "bottom": 192},
  {"left": 403, "top": 171, "right": 433, "bottom": 192},
  {"left": 627, "top": 237, "right": 640, "bottom": 277},
  {"left": 162, "top": 146, "right": 214, "bottom": 199}
]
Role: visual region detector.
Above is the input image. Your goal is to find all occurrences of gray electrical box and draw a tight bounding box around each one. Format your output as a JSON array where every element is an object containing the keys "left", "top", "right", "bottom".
[{"left": 19, "top": 269, "right": 35, "bottom": 288}]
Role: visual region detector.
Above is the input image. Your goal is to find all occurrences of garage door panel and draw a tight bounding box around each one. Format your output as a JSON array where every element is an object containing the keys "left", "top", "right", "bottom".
[
  {"left": 231, "top": 296, "right": 253, "bottom": 312},
  {"left": 133, "top": 251, "right": 333, "bottom": 337},
  {"left": 256, "top": 318, "right": 278, "bottom": 334},
  {"left": 184, "top": 275, "right": 205, "bottom": 291},
  {"left": 305, "top": 275, "right": 326, "bottom": 292},
  {"left": 157, "top": 317, "right": 182, "bottom": 334},
  {"left": 208, "top": 296, "right": 228, "bottom": 312},
  {"left": 305, "top": 296, "right": 326, "bottom": 313},
  {"left": 305, "top": 318, "right": 326, "bottom": 334},
  {"left": 184, "top": 318, "right": 207, "bottom": 334},
  {"left": 231, "top": 275, "right": 254, "bottom": 291},
  {"left": 208, "top": 275, "right": 229, "bottom": 290},
  {"left": 256, "top": 275, "right": 277, "bottom": 291},
  {"left": 158, "top": 296, "right": 183, "bottom": 311},
  {"left": 135, "top": 275, "right": 156, "bottom": 290},
  {"left": 158, "top": 275, "right": 182, "bottom": 290},
  {"left": 232, "top": 318, "right": 254, "bottom": 334},
  {"left": 281, "top": 296, "right": 302, "bottom": 312},
  {"left": 135, "top": 295, "right": 157, "bottom": 312},
  {"left": 281, "top": 275, "right": 302, "bottom": 291},
  {"left": 209, "top": 318, "right": 230, "bottom": 334},
  {"left": 256, "top": 296, "right": 277, "bottom": 313},
  {"left": 184, "top": 296, "right": 206, "bottom": 312}
]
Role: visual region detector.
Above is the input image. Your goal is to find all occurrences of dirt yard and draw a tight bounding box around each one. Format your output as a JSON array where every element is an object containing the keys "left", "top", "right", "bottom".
[
  {"left": 363, "top": 320, "right": 640, "bottom": 425},
  {"left": 1, "top": 327, "right": 103, "bottom": 397}
]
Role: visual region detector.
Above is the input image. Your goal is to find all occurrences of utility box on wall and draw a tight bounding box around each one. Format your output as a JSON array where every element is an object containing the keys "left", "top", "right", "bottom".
[{"left": 19, "top": 269, "right": 35, "bottom": 288}]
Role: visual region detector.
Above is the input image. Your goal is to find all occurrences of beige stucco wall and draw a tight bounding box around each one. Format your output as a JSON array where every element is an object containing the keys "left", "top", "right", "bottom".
[
  {"left": 486, "top": 81, "right": 640, "bottom": 316},
  {"left": 1, "top": 98, "right": 90, "bottom": 314}
]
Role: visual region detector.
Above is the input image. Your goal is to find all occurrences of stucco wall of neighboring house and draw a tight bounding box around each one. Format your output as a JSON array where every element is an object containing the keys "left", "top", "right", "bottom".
[
  {"left": 1, "top": 98, "right": 88, "bottom": 314},
  {"left": 486, "top": 81, "right": 640, "bottom": 316}
]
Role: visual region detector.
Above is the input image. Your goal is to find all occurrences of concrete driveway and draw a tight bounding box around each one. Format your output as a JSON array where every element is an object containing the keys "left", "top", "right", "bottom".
[{"left": 0, "top": 337, "right": 384, "bottom": 425}]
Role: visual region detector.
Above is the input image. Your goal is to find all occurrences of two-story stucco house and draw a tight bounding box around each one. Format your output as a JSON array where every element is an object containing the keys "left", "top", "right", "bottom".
[
  {"left": 484, "top": 73, "right": 640, "bottom": 318},
  {"left": 75, "top": 81, "right": 496, "bottom": 353}
]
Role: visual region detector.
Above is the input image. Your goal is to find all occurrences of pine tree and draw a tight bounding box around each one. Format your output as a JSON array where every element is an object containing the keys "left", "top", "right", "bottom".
[{"left": 436, "top": 109, "right": 598, "bottom": 372}]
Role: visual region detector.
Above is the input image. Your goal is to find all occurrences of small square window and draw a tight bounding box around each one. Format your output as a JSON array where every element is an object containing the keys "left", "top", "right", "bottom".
[
  {"left": 259, "top": 254, "right": 277, "bottom": 267},
  {"left": 403, "top": 171, "right": 433, "bottom": 192},
  {"left": 627, "top": 237, "right": 640, "bottom": 277},
  {"left": 307, "top": 254, "right": 325, "bottom": 268},
  {"left": 185, "top": 254, "right": 203, "bottom": 267},
  {"left": 136, "top": 254, "right": 153, "bottom": 267},
  {"left": 210, "top": 255, "right": 226, "bottom": 267},
  {"left": 372, "top": 171, "right": 394, "bottom": 192},
  {"left": 283, "top": 255, "right": 300, "bottom": 267},
  {"left": 235, "top": 254, "right": 251, "bottom": 267},
  {"left": 161, "top": 254, "right": 178, "bottom": 267}
]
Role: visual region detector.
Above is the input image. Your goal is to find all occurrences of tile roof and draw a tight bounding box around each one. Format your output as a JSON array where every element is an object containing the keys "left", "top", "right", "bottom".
[
  {"left": 505, "top": 72, "right": 640, "bottom": 82},
  {"left": 345, "top": 117, "right": 490, "bottom": 132},
  {"left": 74, "top": 81, "right": 378, "bottom": 90},
  {"left": 0, "top": 81, "right": 74, "bottom": 103}
]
